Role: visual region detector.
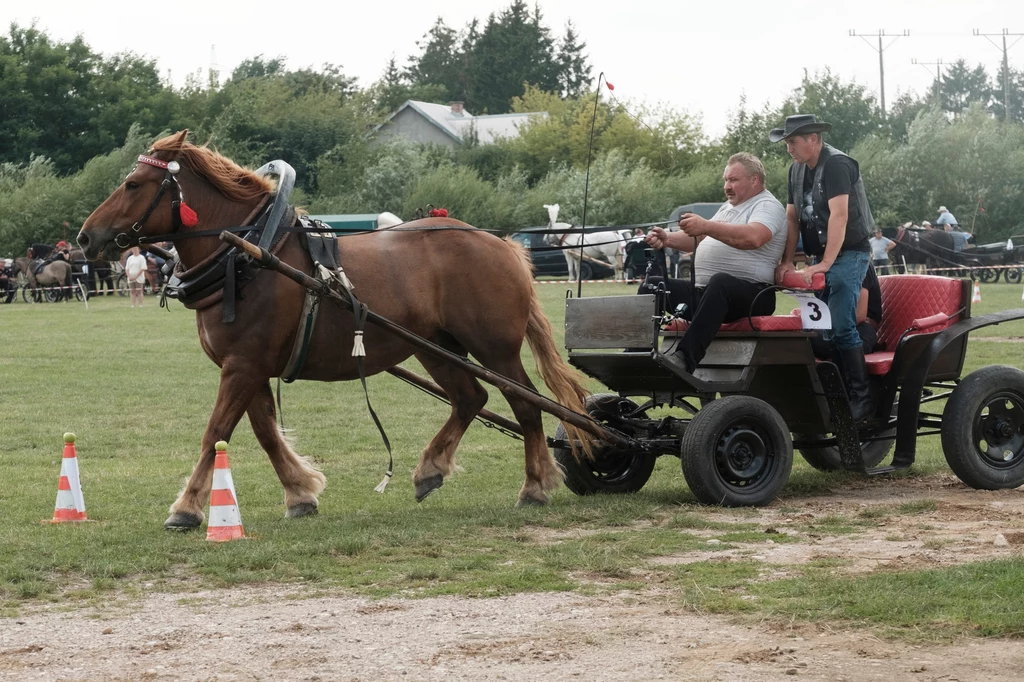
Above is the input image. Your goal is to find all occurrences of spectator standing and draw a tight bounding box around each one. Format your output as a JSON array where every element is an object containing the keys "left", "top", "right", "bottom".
[{"left": 125, "top": 247, "right": 147, "bottom": 308}]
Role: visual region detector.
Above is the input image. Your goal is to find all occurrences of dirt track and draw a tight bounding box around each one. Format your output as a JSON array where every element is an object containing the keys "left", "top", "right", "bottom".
[{"left": 2, "top": 473, "right": 1023, "bottom": 681}]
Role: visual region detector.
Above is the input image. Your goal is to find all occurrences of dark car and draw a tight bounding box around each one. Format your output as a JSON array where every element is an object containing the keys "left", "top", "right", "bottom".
[{"left": 509, "top": 228, "right": 616, "bottom": 280}]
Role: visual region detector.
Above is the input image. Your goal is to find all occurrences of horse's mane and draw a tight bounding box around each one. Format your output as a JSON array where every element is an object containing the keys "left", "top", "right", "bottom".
[{"left": 150, "top": 134, "right": 275, "bottom": 202}]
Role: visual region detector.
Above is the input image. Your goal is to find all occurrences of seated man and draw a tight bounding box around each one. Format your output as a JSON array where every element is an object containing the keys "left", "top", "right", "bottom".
[
  {"left": 810, "top": 264, "right": 882, "bottom": 359},
  {"left": 639, "top": 152, "right": 788, "bottom": 373},
  {"left": 945, "top": 224, "right": 971, "bottom": 252}
]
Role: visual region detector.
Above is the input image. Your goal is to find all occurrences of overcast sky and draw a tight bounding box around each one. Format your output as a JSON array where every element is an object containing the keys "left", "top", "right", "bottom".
[{"left": 3, "top": 0, "right": 1021, "bottom": 138}]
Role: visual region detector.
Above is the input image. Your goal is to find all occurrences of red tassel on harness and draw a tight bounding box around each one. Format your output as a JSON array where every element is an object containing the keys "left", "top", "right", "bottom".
[
  {"left": 428, "top": 208, "right": 449, "bottom": 218},
  {"left": 179, "top": 201, "right": 199, "bottom": 227}
]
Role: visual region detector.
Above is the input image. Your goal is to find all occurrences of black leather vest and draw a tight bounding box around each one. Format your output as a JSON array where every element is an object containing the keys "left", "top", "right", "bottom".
[{"left": 791, "top": 144, "right": 874, "bottom": 254}]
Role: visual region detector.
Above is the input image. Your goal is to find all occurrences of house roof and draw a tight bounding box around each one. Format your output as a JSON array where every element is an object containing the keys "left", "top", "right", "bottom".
[{"left": 375, "top": 100, "right": 546, "bottom": 145}]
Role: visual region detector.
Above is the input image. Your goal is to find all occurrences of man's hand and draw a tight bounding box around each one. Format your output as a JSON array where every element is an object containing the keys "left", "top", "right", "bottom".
[
  {"left": 774, "top": 262, "right": 796, "bottom": 285},
  {"left": 678, "top": 213, "right": 711, "bottom": 237},
  {"left": 645, "top": 226, "right": 669, "bottom": 250},
  {"left": 800, "top": 262, "right": 832, "bottom": 285}
]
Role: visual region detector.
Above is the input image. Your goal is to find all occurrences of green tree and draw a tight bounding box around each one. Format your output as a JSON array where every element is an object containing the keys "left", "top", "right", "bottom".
[
  {"left": 989, "top": 63, "right": 1024, "bottom": 123},
  {"left": 468, "top": 1, "right": 560, "bottom": 114},
  {"left": 937, "top": 60, "right": 991, "bottom": 116},
  {"left": 556, "top": 21, "right": 590, "bottom": 99}
]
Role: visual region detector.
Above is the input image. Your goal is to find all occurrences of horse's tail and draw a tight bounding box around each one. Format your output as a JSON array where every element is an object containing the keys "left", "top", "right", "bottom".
[{"left": 506, "top": 238, "right": 594, "bottom": 459}]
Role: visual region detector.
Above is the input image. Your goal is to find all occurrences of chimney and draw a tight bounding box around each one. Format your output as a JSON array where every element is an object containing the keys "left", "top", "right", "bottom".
[{"left": 449, "top": 101, "right": 464, "bottom": 115}]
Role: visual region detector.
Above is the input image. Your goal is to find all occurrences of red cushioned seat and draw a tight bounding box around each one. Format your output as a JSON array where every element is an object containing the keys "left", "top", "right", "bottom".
[
  {"left": 876, "top": 275, "right": 963, "bottom": 351},
  {"left": 864, "top": 351, "right": 894, "bottom": 375},
  {"left": 664, "top": 312, "right": 803, "bottom": 333}
]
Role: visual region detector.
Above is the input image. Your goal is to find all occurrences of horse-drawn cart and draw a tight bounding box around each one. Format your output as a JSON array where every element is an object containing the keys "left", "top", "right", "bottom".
[{"left": 226, "top": 231, "right": 1024, "bottom": 508}]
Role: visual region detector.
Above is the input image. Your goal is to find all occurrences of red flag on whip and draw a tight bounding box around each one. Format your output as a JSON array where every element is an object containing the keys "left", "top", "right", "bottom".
[{"left": 605, "top": 81, "right": 615, "bottom": 91}]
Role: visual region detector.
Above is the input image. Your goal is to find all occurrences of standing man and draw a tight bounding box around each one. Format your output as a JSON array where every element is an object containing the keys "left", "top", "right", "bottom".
[
  {"left": 869, "top": 228, "right": 895, "bottom": 273},
  {"left": 935, "top": 206, "right": 958, "bottom": 227},
  {"left": 640, "top": 152, "right": 787, "bottom": 374},
  {"left": 772, "top": 114, "right": 875, "bottom": 421}
]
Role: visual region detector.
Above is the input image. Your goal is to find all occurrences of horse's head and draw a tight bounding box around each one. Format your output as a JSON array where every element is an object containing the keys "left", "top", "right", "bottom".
[
  {"left": 543, "top": 203, "right": 560, "bottom": 228},
  {"left": 78, "top": 130, "right": 273, "bottom": 263}
]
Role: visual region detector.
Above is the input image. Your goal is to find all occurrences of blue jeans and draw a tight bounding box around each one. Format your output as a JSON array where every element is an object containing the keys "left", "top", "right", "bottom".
[{"left": 821, "top": 250, "right": 871, "bottom": 351}]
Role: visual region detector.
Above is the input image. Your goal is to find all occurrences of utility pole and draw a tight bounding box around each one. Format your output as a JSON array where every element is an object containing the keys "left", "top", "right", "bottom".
[
  {"left": 912, "top": 58, "right": 945, "bottom": 100},
  {"left": 849, "top": 29, "right": 910, "bottom": 120},
  {"left": 912, "top": 58, "right": 944, "bottom": 82},
  {"left": 973, "top": 29, "right": 1024, "bottom": 122}
]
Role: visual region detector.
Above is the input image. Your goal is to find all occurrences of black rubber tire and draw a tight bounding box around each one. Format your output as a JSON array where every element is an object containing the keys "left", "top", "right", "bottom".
[
  {"left": 45, "top": 286, "right": 62, "bottom": 302},
  {"left": 942, "top": 366, "right": 1024, "bottom": 490},
  {"left": 1005, "top": 268, "right": 1023, "bottom": 284},
  {"left": 978, "top": 268, "right": 999, "bottom": 283},
  {"left": 115, "top": 273, "right": 127, "bottom": 296},
  {"left": 797, "top": 435, "right": 894, "bottom": 471},
  {"left": 579, "top": 261, "right": 594, "bottom": 281},
  {"left": 680, "top": 395, "right": 792, "bottom": 507},
  {"left": 553, "top": 393, "right": 656, "bottom": 496},
  {"left": 796, "top": 403, "right": 898, "bottom": 471}
]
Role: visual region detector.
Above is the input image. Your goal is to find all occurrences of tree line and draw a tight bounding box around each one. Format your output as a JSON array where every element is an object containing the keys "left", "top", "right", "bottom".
[{"left": 1, "top": 12, "right": 1023, "bottom": 257}]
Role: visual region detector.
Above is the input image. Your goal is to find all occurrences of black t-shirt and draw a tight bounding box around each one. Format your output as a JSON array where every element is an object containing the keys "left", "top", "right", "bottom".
[
  {"left": 789, "top": 155, "right": 870, "bottom": 255},
  {"left": 863, "top": 264, "right": 882, "bottom": 324}
]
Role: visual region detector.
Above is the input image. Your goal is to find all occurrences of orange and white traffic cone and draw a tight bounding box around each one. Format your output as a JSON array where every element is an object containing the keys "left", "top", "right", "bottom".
[
  {"left": 48, "top": 433, "right": 87, "bottom": 523},
  {"left": 206, "top": 440, "right": 245, "bottom": 542},
  {"left": 973, "top": 282, "right": 982, "bottom": 303}
]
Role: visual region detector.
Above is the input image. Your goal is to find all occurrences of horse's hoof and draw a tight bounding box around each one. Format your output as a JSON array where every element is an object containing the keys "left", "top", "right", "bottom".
[
  {"left": 286, "top": 502, "right": 319, "bottom": 519},
  {"left": 164, "top": 512, "right": 202, "bottom": 531},
  {"left": 515, "top": 494, "right": 548, "bottom": 508},
  {"left": 414, "top": 474, "right": 444, "bottom": 502}
]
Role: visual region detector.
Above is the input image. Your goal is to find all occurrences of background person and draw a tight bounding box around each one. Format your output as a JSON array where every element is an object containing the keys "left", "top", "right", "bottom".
[
  {"left": 869, "top": 228, "right": 895, "bottom": 273},
  {"left": 125, "top": 247, "right": 147, "bottom": 308},
  {"left": 935, "top": 206, "right": 958, "bottom": 227}
]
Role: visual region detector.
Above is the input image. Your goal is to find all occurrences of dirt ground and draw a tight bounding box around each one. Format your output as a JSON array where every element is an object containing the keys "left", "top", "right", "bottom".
[{"left": 3, "top": 474, "right": 1023, "bottom": 682}]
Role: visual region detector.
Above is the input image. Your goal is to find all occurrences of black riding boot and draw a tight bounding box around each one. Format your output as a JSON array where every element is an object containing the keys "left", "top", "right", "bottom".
[{"left": 838, "top": 347, "right": 873, "bottom": 422}]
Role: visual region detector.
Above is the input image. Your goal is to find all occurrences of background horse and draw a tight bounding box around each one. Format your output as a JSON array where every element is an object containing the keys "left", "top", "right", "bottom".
[
  {"left": 69, "top": 247, "right": 113, "bottom": 296},
  {"left": 542, "top": 204, "right": 626, "bottom": 280},
  {"left": 12, "top": 257, "right": 72, "bottom": 300},
  {"left": 78, "top": 131, "right": 593, "bottom": 531},
  {"left": 886, "top": 225, "right": 957, "bottom": 274}
]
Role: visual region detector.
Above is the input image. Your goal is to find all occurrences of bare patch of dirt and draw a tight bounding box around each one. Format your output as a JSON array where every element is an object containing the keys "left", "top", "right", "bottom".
[
  {"left": 2, "top": 586, "right": 1024, "bottom": 681},
  {"left": 3, "top": 474, "right": 1024, "bottom": 680},
  {"left": 650, "top": 474, "right": 1024, "bottom": 576}
]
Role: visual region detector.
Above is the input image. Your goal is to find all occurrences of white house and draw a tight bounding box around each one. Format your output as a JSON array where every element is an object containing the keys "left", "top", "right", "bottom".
[{"left": 372, "top": 100, "right": 546, "bottom": 149}]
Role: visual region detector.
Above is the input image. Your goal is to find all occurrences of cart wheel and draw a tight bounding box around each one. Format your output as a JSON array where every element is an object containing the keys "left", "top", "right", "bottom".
[
  {"left": 115, "top": 273, "right": 127, "bottom": 296},
  {"left": 942, "top": 366, "right": 1024, "bottom": 489},
  {"left": 977, "top": 268, "right": 999, "bottom": 283},
  {"left": 552, "top": 393, "right": 656, "bottom": 496},
  {"left": 45, "top": 286, "right": 62, "bottom": 302},
  {"left": 1005, "top": 268, "right": 1023, "bottom": 284},
  {"left": 22, "top": 285, "right": 40, "bottom": 303},
  {"left": 796, "top": 403, "right": 897, "bottom": 471},
  {"left": 579, "top": 261, "right": 594, "bottom": 281},
  {"left": 680, "top": 395, "right": 792, "bottom": 507}
]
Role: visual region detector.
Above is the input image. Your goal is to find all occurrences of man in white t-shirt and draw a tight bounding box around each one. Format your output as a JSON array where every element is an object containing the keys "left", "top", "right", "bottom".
[{"left": 640, "top": 152, "right": 788, "bottom": 373}]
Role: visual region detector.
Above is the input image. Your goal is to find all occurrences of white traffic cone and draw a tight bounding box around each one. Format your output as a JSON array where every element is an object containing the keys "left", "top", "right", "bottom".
[
  {"left": 973, "top": 282, "right": 982, "bottom": 303},
  {"left": 206, "top": 440, "right": 245, "bottom": 542},
  {"left": 48, "top": 433, "right": 87, "bottom": 523}
]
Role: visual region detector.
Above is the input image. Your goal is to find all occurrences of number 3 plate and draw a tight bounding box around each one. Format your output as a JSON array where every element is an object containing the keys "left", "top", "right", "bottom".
[{"left": 792, "top": 293, "right": 832, "bottom": 330}]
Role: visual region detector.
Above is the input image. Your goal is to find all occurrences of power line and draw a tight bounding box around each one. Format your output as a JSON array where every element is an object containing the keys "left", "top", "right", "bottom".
[
  {"left": 849, "top": 29, "right": 910, "bottom": 120},
  {"left": 973, "top": 29, "right": 1024, "bottom": 122},
  {"left": 911, "top": 58, "right": 945, "bottom": 82}
]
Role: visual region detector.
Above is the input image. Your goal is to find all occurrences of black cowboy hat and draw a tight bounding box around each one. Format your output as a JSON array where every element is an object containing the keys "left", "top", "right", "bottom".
[{"left": 768, "top": 114, "right": 833, "bottom": 143}]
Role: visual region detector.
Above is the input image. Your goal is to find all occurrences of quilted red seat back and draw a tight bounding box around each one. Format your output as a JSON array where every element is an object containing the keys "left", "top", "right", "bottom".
[{"left": 876, "top": 275, "right": 963, "bottom": 351}]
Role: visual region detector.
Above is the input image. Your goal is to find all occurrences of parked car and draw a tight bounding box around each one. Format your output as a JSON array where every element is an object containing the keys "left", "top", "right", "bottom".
[{"left": 509, "top": 228, "right": 616, "bottom": 279}]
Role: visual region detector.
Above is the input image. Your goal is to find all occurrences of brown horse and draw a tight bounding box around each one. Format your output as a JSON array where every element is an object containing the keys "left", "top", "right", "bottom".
[{"left": 78, "top": 131, "right": 591, "bottom": 530}]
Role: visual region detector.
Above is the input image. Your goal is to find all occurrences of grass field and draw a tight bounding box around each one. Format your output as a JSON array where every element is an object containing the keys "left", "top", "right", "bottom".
[{"left": 2, "top": 280, "right": 1024, "bottom": 639}]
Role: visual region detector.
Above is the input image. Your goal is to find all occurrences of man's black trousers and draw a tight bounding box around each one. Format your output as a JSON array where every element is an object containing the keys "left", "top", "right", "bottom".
[{"left": 639, "top": 274, "right": 775, "bottom": 370}]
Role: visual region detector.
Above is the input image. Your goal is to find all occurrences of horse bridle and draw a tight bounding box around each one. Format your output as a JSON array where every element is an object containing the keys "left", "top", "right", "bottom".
[{"left": 113, "top": 154, "right": 197, "bottom": 248}]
